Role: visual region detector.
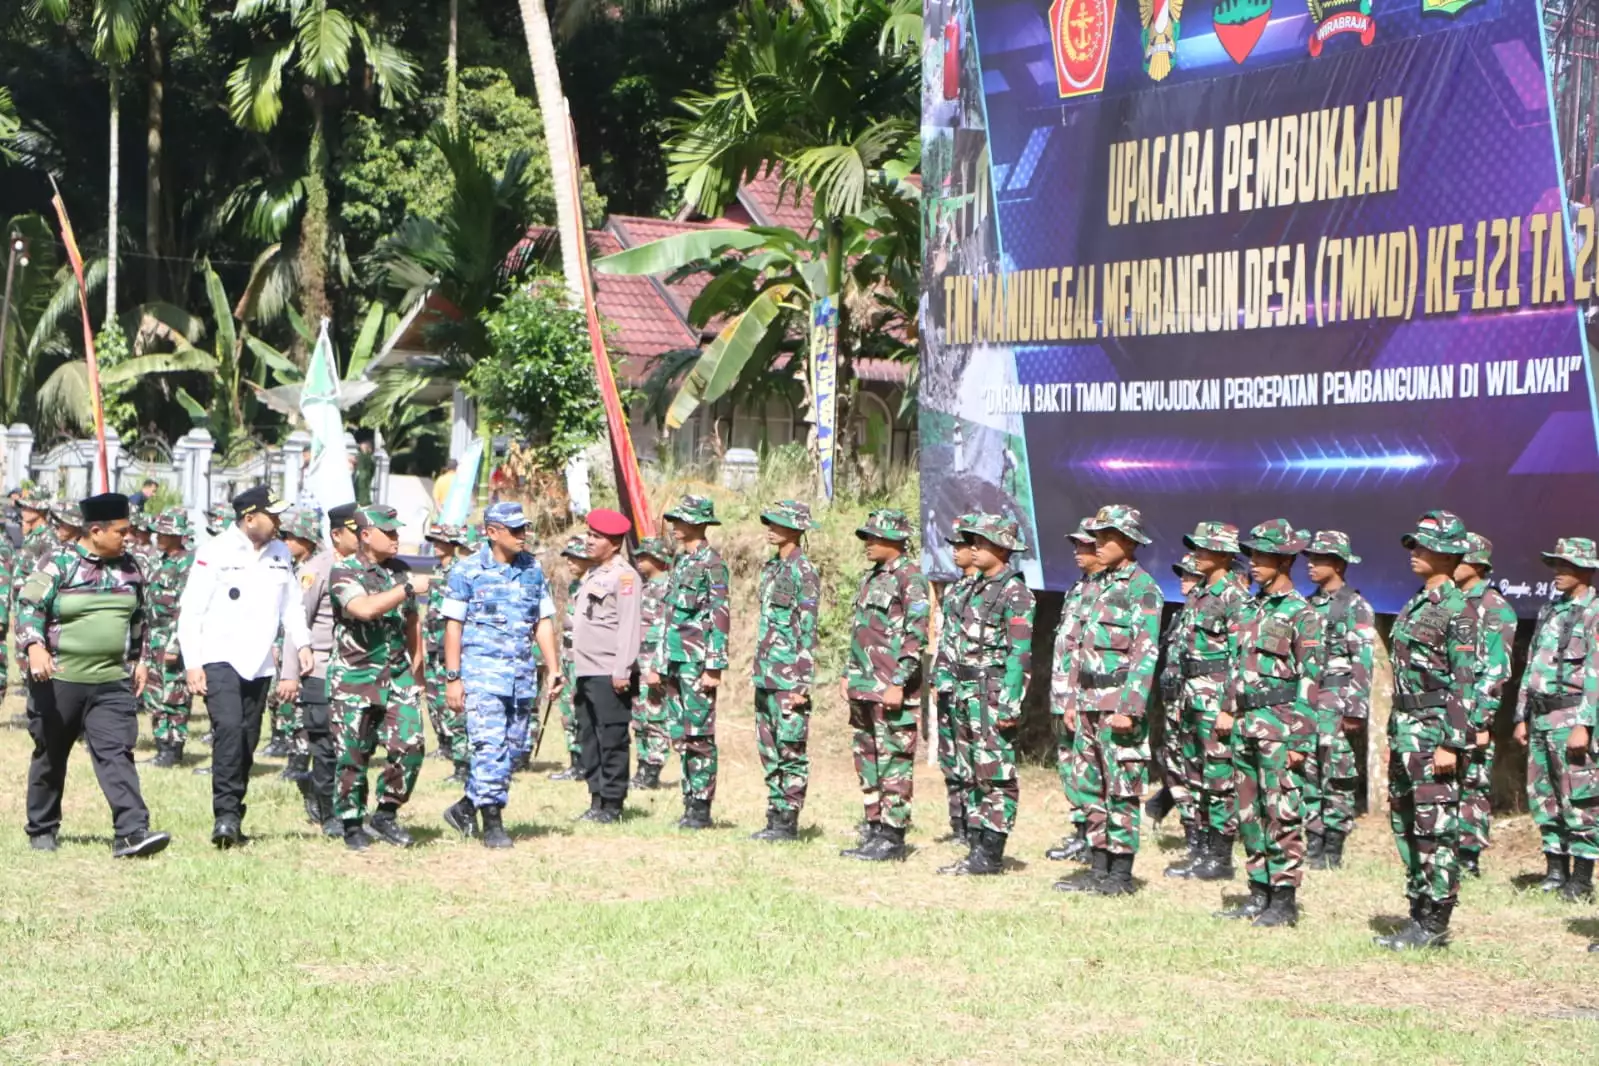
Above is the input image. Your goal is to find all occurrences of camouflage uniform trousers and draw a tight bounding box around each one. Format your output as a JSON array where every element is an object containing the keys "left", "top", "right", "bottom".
[
  {"left": 1527, "top": 725, "right": 1599, "bottom": 859},
  {"left": 1302, "top": 713, "right": 1359, "bottom": 837},
  {"left": 331, "top": 680, "right": 425, "bottom": 823},
  {"left": 665, "top": 664, "right": 718, "bottom": 803},
  {"left": 464, "top": 691, "right": 534, "bottom": 808},
  {"left": 1231, "top": 723, "right": 1307, "bottom": 889},
  {"left": 425, "top": 674, "right": 469, "bottom": 768},
  {"left": 548, "top": 660, "right": 580, "bottom": 761},
  {"left": 1056, "top": 713, "right": 1090, "bottom": 828},
  {"left": 937, "top": 691, "right": 973, "bottom": 828},
  {"left": 144, "top": 659, "right": 192, "bottom": 743},
  {"left": 753, "top": 687, "right": 810, "bottom": 813},
  {"left": 1077, "top": 710, "right": 1149, "bottom": 855},
  {"left": 1460, "top": 740, "right": 1495, "bottom": 853},
  {"left": 848, "top": 698, "right": 917, "bottom": 830},
  {"left": 957, "top": 680, "right": 1019, "bottom": 835},
  {"left": 1188, "top": 706, "right": 1236, "bottom": 836},
  {"left": 269, "top": 695, "right": 309, "bottom": 757},
  {"left": 1388, "top": 747, "right": 1461, "bottom": 904},
  {"left": 632, "top": 683, "right": 671, "bottom": 769},
  {"left": 1162, "top": 697, "right": 1195, "bottom": 824}
]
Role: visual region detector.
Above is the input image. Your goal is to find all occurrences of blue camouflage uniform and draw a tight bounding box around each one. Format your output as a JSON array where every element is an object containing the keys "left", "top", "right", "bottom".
[{"left": 441, "top": 506, "right": 555, "bottom": 810}]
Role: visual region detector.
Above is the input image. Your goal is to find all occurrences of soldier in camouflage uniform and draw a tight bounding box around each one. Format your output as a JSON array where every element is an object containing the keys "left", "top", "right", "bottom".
[
  {"left": 646, "top": 495, "right": 731, "bottom": 829},
  {"left": 423, "top": 522, "right": 470, "bottom": 784},
  {"left": 1212, "top": 521, "right": 1322, "bottom": 928},
  {"left": 11, "top": 494, "right": 60, "bottom": 730},
  {"left": 1151, "top": 553, "right": 1202, "bottom": 842},
  {"left": 327, "top": 505, "right": 428, "bottom": 851},
  {"left": 204, "top": 504, "right": 228, "bottom": 538},
  {"left": 1511, "top": 537, "right": 1599, "bottom": 902},
  {"left": 547, "top": 536, "right": 592, "bottom": 779},
  {"left": 750, "top": 501, "right": 821, "bottom": 842},
  {"left": 1055, "top": 505, "right": 1162, "bottom": 897},
  {"left": 937, "top": 514, "right": 1034, "bottom": 877},
  {"left": 1303, "top": 530, "right": 1378, "bottom": 870},
  {"left": 839, "top": 508, "right": 930, "bottom": 862},
  {"left": 629, "top": 537, "right": 674, "bottom": 790},
  {"left": 128, "top": 510, "right": 159, "bottom": 581},
  {"left": 1164, "top": 522, "right": 1250, "bottom": 882},
  {"left": 1453, "top": 533, "right": 1516, "bottom": 877},
  {"left": 1046, "top": 518, "right": 1103, "bottom": 863},
  {"left": 143, "top": 509, "right": 194, "bottom": 767},
  {"left": 51, "top": 502, "right": 84, "bottom": 547},
  {"left": 933, "top": 513, "right": 981, "bottom": 845},
  {"left": 1374, "top": 510, "right": 1477, "bottom": 951}
]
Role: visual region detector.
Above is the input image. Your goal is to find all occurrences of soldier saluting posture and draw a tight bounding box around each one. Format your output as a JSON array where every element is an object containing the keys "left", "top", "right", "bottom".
[{"left": 1452, "top": 533, "right": 1516, "bottom": 878}]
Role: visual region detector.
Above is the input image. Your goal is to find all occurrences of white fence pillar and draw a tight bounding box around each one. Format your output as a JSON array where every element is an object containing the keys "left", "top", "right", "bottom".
[
  {"left": 281, "top": 430, "right": 310, "bottom": 504},
  {"left": 5, "top": 424, "right": 33, "bottom": 490},
  {"left": 174, "top": 428, "right": 215, "bottom": 512}
]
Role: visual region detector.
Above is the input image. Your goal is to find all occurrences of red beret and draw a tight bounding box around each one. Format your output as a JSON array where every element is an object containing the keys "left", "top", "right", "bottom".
[{"left": 585, "top": 508, "right": 632, "bottom": 537}]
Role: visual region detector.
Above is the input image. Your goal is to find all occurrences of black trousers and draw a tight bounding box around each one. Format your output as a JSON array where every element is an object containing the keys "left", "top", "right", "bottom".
[
  {"left": 299, "top": 676, "right": 335, "bottom": 813},
  {"left": 205, "top": 664, "right": 271, "bottom": 821},
  {"left": 576, "top": 676, "right": 633, "bottom": 802},
  {"left": 26, "top": 678, "right": 150, "bottom": 839}
]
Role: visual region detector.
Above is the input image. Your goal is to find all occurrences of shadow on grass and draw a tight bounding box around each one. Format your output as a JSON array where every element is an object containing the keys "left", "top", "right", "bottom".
[
  {"left": 1510, "top": 872, "right": 1552, "bottom": 892},
  {"left": 1367, "top": 913, "right": 1410, "bottom": 935},
  {"left": 506, "top": 822, "right": 572, "bottom": 840},
  {"left": 1563, "top": 917, "right": 1599, "bottom": 943}
]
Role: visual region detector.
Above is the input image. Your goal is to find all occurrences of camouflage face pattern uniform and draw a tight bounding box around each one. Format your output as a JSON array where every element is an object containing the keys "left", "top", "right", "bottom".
[
  {"left": 752, "top": 502, "right": 821, "bottom": 814},
  {"left": 327, "top": 551, "right": 425, "bottom": 823},
  {"left": 845, "top": 509, "right": 930, "bottom": 830},
  {"left": 1458, "top": 534, "right": 1516, "bottom": 855},
  {"left": 651, "top": 500, "right": 730, "bottom": 804},
  {"left": 935, "top": 514, "right": 983, "bottom": 831},
  {"left": 633, "top": 538, "right": 675, "bottom": 770},
  {"left": 951, "top": 515, "right": 1034, "bottom": 836},
  {"left": 1389, "top": 511, "right": 1477, "bottom": 906},
  {"left": 142, "top": 543, "right": 195, "bottom": 743},
  {"left": 1517, "top": 539, "right": 1599, "bottom": 861},
  {"left": 1050, "top": 518, "right": 1101, "bottom": 829}
]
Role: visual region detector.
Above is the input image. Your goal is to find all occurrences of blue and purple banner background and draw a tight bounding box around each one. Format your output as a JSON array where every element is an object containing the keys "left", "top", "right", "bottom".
[{"left": 919, "top": 0, "right": 1598, "bottom": 613}]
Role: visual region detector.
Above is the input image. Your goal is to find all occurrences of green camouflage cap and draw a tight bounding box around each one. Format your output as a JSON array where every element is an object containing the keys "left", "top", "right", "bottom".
[
  {"left": 1239, "top": 518, "right": 1310, "bottom": 556},
  {"left": 634, "top": 536, "right": 675, "bottom": 564},
  {"left": 1084, "top": 503, "right": 1151, "bottom": 545},
  {"left": 855, "top": 507, "right": 913, "bottom": 543},
  {"left": 425, "top": 521, "right": 468, "bottom": 547},
  {"left": 354, "top": 504, "right": 403, "bottom": 533},
  {"left": 16, "top": 489, "right": 50, "bottom": 513},
  {"left": 1306, "top": 529, "right": 1362, "bottom": 564},
  {"left": 561, "top": 534, "right": 590, "bottom": 559},
  {"left": 1182, "top": 520, "right": 1240, "bottom": 554},
  {"left": 1066, "top": 517, "right": 1097, "bottom": 545},
  {"left": 152, "top": 507, "right": 190, "bottom": 538},
  {"left": 946, "top": 512, "right": 983, "bottom": 546},
  {"left": 51, "top": 502, "right": 82, "bottom": 528},
  {"left": 130, "top": 510, "right": 153, "bottom": 533},
  {"left": 663, "top": 494, "right": 720, "bottom": 526},
  {"left": 1401, "top": 510, "right": 1471, "bottom": 554},
  {"left": 463, "top": 526, "right": 485, "bottom": 549},
  {"left": 958, "top": 512, "right": 1028, "bottom": 552},
  {"left": 1543, "top": 536, "right": 1599, "bottom": 571},
  {"left": 281, "top": 509, "right": 322, "bottom": 543},
  {"left": 1172, "top": 552, "right": 1204, "bottom": 577},
  {"left": 1462, "top": 532, "right": 1493, "bottom": 569},
  {"left": 760, "top": 499, "right": 815, "bottom": 532}
]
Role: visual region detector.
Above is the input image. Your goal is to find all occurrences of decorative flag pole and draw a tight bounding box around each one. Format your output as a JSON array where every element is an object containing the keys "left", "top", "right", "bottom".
[
  {"left": 47, "top": 177, "right": 110, "bottom": 492},
  {"left": 300, "top": 318, "right": 357, "bottom": 511}
]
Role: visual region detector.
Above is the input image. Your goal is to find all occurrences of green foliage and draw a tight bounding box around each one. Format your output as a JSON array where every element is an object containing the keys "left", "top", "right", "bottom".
[
  {"left": 470, "top": 284, "right": 602, "bottom": 472},
  {"left": 91, "top": 319, "right": 135, "bottom": 436}
]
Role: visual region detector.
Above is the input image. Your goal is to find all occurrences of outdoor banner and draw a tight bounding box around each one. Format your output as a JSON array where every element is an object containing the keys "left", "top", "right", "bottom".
[
  {"left": 812, "top": 295, "right": 840, "bottom": 500},
  {"left": 300, "top": 320, "right": 356, "bottom": 512},
  {"left": 920, "top": 0, "right": 1599, "bottom": 613}
]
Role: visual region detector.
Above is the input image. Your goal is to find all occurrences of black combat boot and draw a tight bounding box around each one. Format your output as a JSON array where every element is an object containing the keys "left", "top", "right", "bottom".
[
  {"left": 575, "top": 794, "right": 604, "bottom": 822},
  {"left": 1252, "top": 884, "right": 1298, "bottom": 927},
  {"left": 842, "top": 822, "right": 880, "bottom": 857},
  {"left": 368, "top": 807, "right": 413, "bottom": 847},
  {"left": 678, "top": 798, "right": 712, "bottom": 830},
  {"left": 211, "top": 817, "right": 243, "bottom": 849},
  {"left": 279, "top": 752, "right": 309, "bottom": 782},
  {"left": 936, "top": 843, "right": 974, "bottom": 875},
  {"left": 28, "top": 832, "right": 57, "bottom": 851},
  {"left": 1215, "top": 880, "right": 1270, "bottom": 920},
  {"left": 480, "top": 806, "right": 513, "bottom": 849},
  {"left": 550, "top": 756, "right": 583, "bottom": 781},
  {"left": 321, "top": 812, "right": 343, "bottom": 838},
  {"left": 1458, "top": 848, "right": 1481, "bottom": 878},
  {"left": 1193, "top": 833, "right": 1236, "bottom": 881},
  {"left": 854, "top": 824, "right": 907, "bottom": 862},
  {"left": 1373, "top": 899, "right": 1428, "bottom": 950},
  {"left": 1384, "top": 898, "right": 1453, "bottom": 950},
  {"left": 150, "top": 742, "right": 176, "bottom": 769},
  {"left": 1046, "top": 821, "right": 1089, "bottom": 862},
  {"left": 1183, "top": 820, "right": 1200, "bottom": 857},
  {"left": 264, "top": 735, "right": 291, "bottom": 758},
  {"left": 1093, "top": 851, "right": 1137, "bottom": 896},
  {"left": 1563, "top": 858, "right": 1596, "bottom": 903},
  {"left": 749, "top": 809, "right": 778, "bottom": 840},
  {"left": 754, "top": 808, "right": 797, "bottom": 841},
  {"left": 1144, "top": 786, "right": 1176, "bottom": 824},
  {"left": 1054, "top": 848, "right": 1110, "bottom": 893},
  {"left": 1314, "top": 829, "right": 1346, "bottom": 871},
  {"left": 343, "top": 820, "right": 370, "bottom": 851},
  {"left": 960, "top": 829, "right": 1006, "bottom": 875},
  {"left": 939, "top": 798, "right": 967, "bottom": 845},
  {"left": 1165, "top": 828, "right": 1206, "bottom": 879},
  {"left": 1539, "top": 853, "right": 1571, "bottom": 892},
  {"left": 1305, "top": 830, "right": 1325, "bottom": 862},
  {"left": 443, "top": 797, "right": 478, "bottom": 837},
  {"left": 638, "top": 763, "right": 663, "bottom": 790},
  {"left": 591, "top": 798, "right": 624, "bottom": 824}
]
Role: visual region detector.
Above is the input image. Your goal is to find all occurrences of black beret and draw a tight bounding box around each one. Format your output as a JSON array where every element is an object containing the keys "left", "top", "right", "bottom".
[{"left": 80, "top": 493, "right": 131, "bottom": 524}]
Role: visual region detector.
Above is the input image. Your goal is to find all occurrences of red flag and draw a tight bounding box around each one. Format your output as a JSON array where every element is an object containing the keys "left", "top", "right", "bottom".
[{"left": 47, "top": 177, "right": 110, "bottom": 493}]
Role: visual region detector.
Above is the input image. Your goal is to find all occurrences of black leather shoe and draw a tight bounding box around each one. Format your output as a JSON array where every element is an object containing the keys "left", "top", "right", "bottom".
[
  {"left": 211, "top": 818, "right": 243, "bottom": 849},
  {"left": 677, "top": 799, "right": 712, "bottom": 830},
  {"left": 112, "top": 829, "right": 171, "bottom": 859},
  {"left": 151, "top": 743, "right": 179, "bottom": 769},
  {"left": 443, "top": 797, "right": 478, "bottom": 838},
  {"left": 344, "top": 823, "right": 371, "bottom": 851},
  {"left": 1538, "top": 853, "right": 1571, "bottom": 892},
  {"left": 1054, "top": 848, "right": 1110, "bottom": 893},
  {"left": 321, "top": 816, "right": 344, "bottom": 838},
  {"left": 589, "top": 802, "right": 623, "bottom": 825},
  {"left": 28, "top": 832, "right": 58, "bottom": 852},
  {"left": 841, "top": 823, "right": 880, "bottom": 858},
  {"left": 850, "top": 825, "right": 906, "bottom": 862},
  {"left": 1092, "top": 852, "right": 1137, "bottom": 896},
  {"left": 955, "top": 829, "right": 1006, "bottom": 876},
  {"left": 480, "top": 806, "right": 513, "bottom": 849},
  {"left": 367, "top": 810, "right": 413, "bottom": 847},
  {"left": 1215, "top": 881, "right": 1270, "bottom": 920},
  {"left": 549, "top": 761, "right": 583, "bottom": 781},
  {"left": 1251, "top": 885, "right": 1298, "bottom": 927}
]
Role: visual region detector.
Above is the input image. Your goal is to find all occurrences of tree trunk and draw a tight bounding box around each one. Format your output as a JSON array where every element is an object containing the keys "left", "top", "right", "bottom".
[
  {"left": 299, "top": 92, "right": 331, "bottom": 351},
  {"left": 106, "top": 63, "right": 120, "bottom": 326},
  {"left": 445, "top": 0, "right": 460, "bottom": 134},
  {"left": 515, "top": 0, "right": 585, "bottom": 307},
  {"left": 145, "top": 25, "right": 164, "bottom": 302}
]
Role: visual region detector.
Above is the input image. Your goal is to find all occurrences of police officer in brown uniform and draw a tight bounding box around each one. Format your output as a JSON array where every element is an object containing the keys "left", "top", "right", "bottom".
[{"left": 571, "top": 508, "right": 644, "bottom": 823}]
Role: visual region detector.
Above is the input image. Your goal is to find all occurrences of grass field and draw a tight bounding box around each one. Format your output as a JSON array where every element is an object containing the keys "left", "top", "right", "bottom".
[{"left": 0, "top": 687, "right": 1597, "bottom": 1066}]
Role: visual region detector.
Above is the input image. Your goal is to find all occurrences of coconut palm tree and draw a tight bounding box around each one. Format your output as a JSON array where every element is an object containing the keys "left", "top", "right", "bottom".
[{"left": 513, "top": 0, "right": 585, "bottom": 306}]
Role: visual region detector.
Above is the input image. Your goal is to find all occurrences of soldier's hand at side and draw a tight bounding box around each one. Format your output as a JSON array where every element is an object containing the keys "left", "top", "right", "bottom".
[
  {"left": 1474, "top": 730, "right": 1491, "bottom": 750},
  {"left": 187, "top": 667, "right": 207, "bottom": 696},
  {"left": 1342, "top": 716, "right": 1364, "bottom": 737},
  {"left": 645, "top": 671, "right": 661, "bottom": 688},
  {"left": 700, "top": 669, "right": 721, "bottom": 692},
  {"left": 1064, "top": 707, "right": 1077, "bottom": 732},
  {"left": 881, "top": 684, "right": 904, "bottom": 709},
  {"left": 410, "top": 573, "right": 431, "bottom": 595},
  {"left": 612, "top": 676, "right": 631, "bottom": 694},
  {"left": 164, "top": 652, "right": 180, "bottom": 666},
  {"left": 446, "top": 679, "right": 464, "bottom": 713},
  {"left": 1433, "top": 747, "right": 1458, "bottom": 775},
  {"left": 275, "top": 675, "right": 299, "bottom": 703},
  {"left": 1513, "top": 721, "right": 1528, "bottom": 746},
  {"left": 132, "top": 662, "right": 149, "bottom": 698},
  {"left": 1569, "top": 725, "right": 1591, "bottom": 754},
  {"left": 1214, "top": 711, "right": 1235, "bottom": 737},
  {"left": 1287, "top": 749, "right": 1306, "bottom": 769},
  {"left": 411, "top": 653, "right": 424, "bottom": 679},
  {"left": 1108, "top": 713, "right": 1133, "bottom": 734},
  {"left": 27, "top": 644, "right": 54, "bottom": 683}
]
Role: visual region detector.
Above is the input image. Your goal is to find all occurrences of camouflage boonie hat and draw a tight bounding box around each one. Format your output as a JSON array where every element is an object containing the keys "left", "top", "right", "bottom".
[
  {"left": 281, "top": 510, "right": 322, "bottom": 543},
  {"left": 1462, "top": 532, "right": 1493, "bottom": 569},
  {"left": 1172, "top": 552, "right": 1204, "bottom": 577},
  {"left": 760, "top": 499, "right": 815, "bottom": 532},
  {"left": 1543, "top": 537, "right": 1599, "bottom": 570},
  {"left": 205, "top": 504, "right": 229, "bottom": 531},
  {"left": 16, "top": 489, "right": 49, "bottom": 513},
  {"left": 855, "top": 508, "right": 913, "bottom": 543},
  {"left": 1066, "top": 517, "right": 1097, "bottom": 545},
  {"left": 663, "top": 494, "right": 720, "bottom": 526},
  {"left": 958, "top": 512, "right": 1028, "bottom": 552},
  {"left": 946, "top": 512, "right": 983, "bottom": 546},
  {"left": 1182, "top": 520, "right": 1240, "bottom": 554},
  {"left": 425, "top": 522, "right": 468, "bottom": 547},
  {"left": 130, "top": 510, "right": 153, "bottom": 533},
  {"left": 152, "top": 508, "right": 191, "bottom": 538},
  {"left": 1306, "top": 529, "right": 1362, "bottom": 564},
  {"left": 1401, "top": 509, "right": 1471, "bottom": 554},
  {"left": 560, "top": 534, "right": 590, "bottom": 559},
  {"left": 51, "top": 502, "right": 82, "bottom": 528},
  {"left": 354, "top": 504, "right": 402, "bottom": 533},
  {"left": 1239, "top": 519, "right": 1310, "bottom": 556},
  {"left": 634, "top": 536, "right": 675, "bottom": 564},
  {"left": 1084, "top": 504, "right": 1151, "bottom": 545}
]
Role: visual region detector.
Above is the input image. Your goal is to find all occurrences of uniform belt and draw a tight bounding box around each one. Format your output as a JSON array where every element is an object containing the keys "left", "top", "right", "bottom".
[
  {"left": 1237, "top": 683, "right": 1296, "bottom": 711},
  {"left": 1322, "top": 670, "right": 1352, "bottom": 681},
  {"left": 1080, "top": 668, "right": 1128, "bottom": 689},
  {"left": 1179, "top": 659, "right": 1228, "bottom": 679},
  {"left": 954, "top": 664, "right": 1005, "bottom": 681},
  {"left": 1394, "top": 690, "right": 1448, "bottom": 711},
  {"left": 1530, "top": 692, "right": 1584, "bottom": 715}
]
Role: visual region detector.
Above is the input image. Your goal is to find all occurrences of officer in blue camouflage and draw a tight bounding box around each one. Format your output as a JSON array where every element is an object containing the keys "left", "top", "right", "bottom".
[{"left": 440, "top": 502, "right": 559, "bottom": 849}]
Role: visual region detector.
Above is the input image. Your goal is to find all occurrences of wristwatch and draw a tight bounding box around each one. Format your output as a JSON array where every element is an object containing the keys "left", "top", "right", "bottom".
[
  {"left": 403, "top": 580, "right": 416, "bottom": 597},
  {"left": 444, "top": 670, "right": 461, "bottom": 683}
]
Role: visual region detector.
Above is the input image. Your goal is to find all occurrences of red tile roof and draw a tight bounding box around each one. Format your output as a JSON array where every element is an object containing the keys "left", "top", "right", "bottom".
[
  {"left": 736, "top": 170, "right": 818, "bottom": 235},
  {"left": 605, "top": 215, "right": 746, "bottom": 324}
]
